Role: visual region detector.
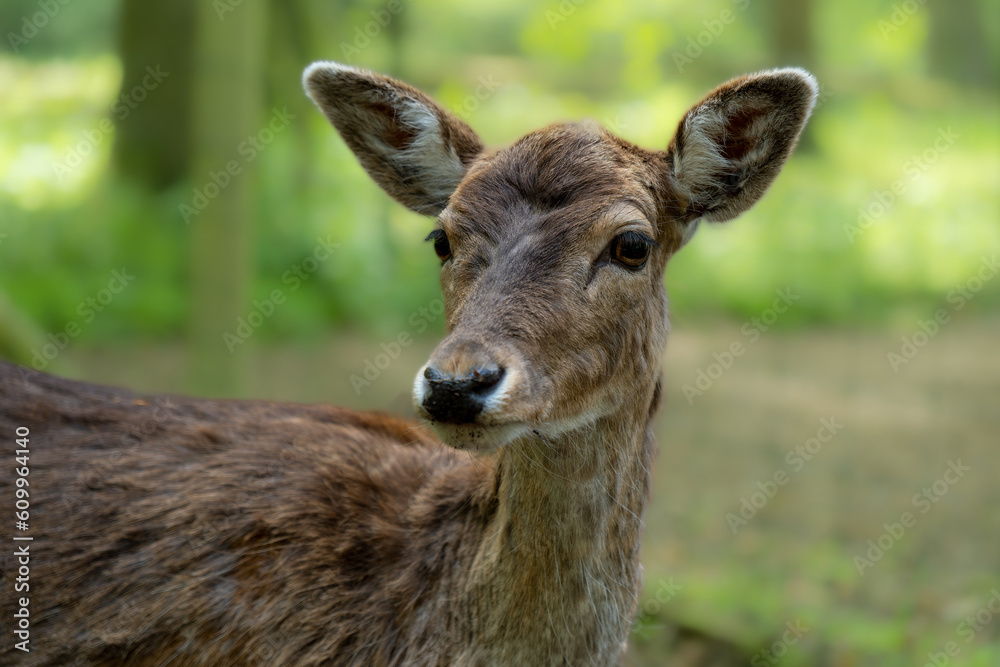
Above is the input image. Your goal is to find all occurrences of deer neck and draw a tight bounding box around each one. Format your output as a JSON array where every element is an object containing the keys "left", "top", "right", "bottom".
[{"left": 463, "top": 398, "right": 657, "bottom": 663}]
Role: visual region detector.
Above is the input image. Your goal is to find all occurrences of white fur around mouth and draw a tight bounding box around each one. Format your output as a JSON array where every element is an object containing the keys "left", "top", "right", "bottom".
[
  {"left": 413, "top": 362, "right": 522, "bottom": 452},
  {"left": 427, "top": 421, "right": 532, "bottom": 453}
]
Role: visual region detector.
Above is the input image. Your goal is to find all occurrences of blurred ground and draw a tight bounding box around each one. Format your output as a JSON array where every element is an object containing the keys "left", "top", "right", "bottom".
[{"left": 56, "top": 315, "right": 1000, "bottom": 665}]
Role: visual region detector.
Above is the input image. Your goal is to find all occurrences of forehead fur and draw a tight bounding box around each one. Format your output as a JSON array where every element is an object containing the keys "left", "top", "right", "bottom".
[{"left": 445, "top": 122, "right": 668, "bottom": 244}]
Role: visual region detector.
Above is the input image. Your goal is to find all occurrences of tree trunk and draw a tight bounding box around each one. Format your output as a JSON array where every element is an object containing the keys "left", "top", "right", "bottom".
[
  {"left": 926, "top": 0, "right": 997, "bottom": 87},
  {"left": 187, "top": 0, "right": 267, "bottom": 396},
  {"left": 114, "top": 0, "right": 196, "bottom": 190},
  {"left": 766, "top": 0, "right": 816, "bottom": 151},
  {"left": 765, "top": 0, "right": 815, "bottom": 70}
]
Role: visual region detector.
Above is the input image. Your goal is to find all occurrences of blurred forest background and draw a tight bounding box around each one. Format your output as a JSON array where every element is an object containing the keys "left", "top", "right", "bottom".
[{"left": 1, "top": 0, "right": 998, "bottom": 665}]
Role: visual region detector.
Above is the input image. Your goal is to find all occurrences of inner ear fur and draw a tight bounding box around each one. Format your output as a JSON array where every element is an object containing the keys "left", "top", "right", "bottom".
[
  {"left": 668, "top": 68, "right": 818, "bottom": 224},
  {"left": 304, "top": 61, "right": 484, "bottom": 216}
]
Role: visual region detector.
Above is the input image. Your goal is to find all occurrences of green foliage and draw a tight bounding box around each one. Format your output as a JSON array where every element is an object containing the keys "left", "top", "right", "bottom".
[
  {"left": 0, "top": 0, "right": 117, "bottom": 58},
  {"left": 2, "top": 41, "right": 997, "bottom": 343}
]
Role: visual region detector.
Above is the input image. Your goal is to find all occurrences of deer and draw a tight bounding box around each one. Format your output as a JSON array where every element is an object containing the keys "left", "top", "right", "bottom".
[{"left": 0, "top": 62, "right": 816, "bottom": 666}]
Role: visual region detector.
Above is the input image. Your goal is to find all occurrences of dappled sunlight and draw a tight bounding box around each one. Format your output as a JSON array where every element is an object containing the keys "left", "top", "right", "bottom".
[{"left": 0, "top": 56, "right": 121, "bottom": 207}]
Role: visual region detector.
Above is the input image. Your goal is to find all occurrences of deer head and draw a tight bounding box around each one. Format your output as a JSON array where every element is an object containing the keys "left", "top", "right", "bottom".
[{"left": 305, "top": 63, "right": 816, "bottom": 454}]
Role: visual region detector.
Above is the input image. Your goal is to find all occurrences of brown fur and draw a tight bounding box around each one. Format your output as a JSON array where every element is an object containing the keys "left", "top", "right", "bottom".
[{"left": 0, "top": 63, "right": 816, "bottom": 665}]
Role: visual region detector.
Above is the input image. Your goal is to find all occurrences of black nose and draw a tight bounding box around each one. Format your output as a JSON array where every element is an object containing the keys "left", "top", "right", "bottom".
[{"left": 422, "top": 365, "right": 505, "bottom": 424}]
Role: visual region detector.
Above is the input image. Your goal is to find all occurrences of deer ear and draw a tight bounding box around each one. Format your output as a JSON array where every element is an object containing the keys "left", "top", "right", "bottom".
[
  {"left": 304, "top": 62, "right": 484, "bottom": 216},
  {"left": 667, "top": 68, "right": 817, "bottom": 234}
]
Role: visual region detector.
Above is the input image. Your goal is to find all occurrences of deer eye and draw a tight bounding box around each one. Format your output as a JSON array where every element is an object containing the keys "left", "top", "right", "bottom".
[
  {"left": 425, "top": 229, "right": 452, "bottom": 264},
  {"left": 610, "top": 231, "right": 655, "bottom": 270}
]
